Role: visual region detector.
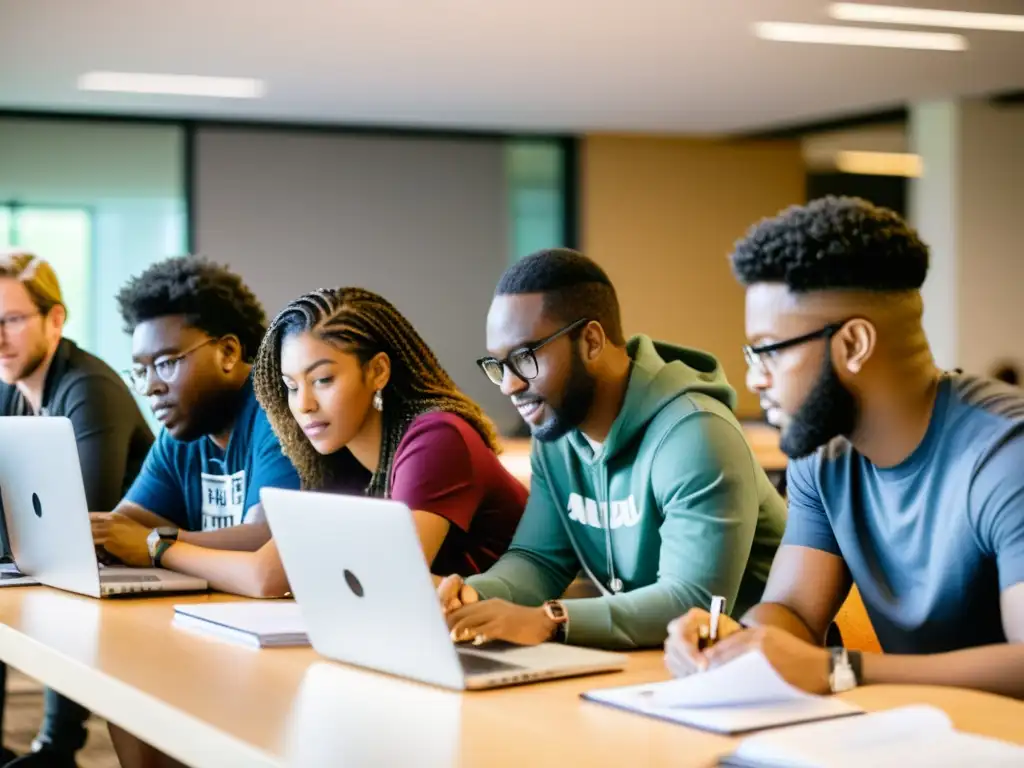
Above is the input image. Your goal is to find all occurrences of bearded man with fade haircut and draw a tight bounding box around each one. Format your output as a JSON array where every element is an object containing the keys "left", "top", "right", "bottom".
[
  {"left": 666, "top": 196, "right": 1024, "bottom": 700},
  {"left": 438, "top": 248, "right": 786, "bottom": 650}
]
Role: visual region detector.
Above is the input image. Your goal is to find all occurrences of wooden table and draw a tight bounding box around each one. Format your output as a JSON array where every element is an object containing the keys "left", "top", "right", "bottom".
[{"left": 0, "top": 589, "right": 1021, "bottom": 767}]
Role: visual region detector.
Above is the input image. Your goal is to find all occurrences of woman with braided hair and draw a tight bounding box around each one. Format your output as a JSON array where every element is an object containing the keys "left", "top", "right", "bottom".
[
  {"left": 140, "top": 286, "right": 527, "bottom": 600},
  {"left": 253, "top": 286, "right": 526, "bottom": 579}
]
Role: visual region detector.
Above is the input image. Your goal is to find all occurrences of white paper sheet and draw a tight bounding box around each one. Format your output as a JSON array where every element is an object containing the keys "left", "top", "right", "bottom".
[{"left": 583, "top": 651, "right": 863, "bottom": 734}]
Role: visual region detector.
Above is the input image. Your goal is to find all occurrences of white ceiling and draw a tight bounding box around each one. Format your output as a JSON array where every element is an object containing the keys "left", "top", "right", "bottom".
[{"left": 1, "top": 0, "right": 1022, "bottom": 134}]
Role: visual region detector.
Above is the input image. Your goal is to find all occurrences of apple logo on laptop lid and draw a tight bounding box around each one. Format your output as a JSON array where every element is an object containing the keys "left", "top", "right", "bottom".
[{"left": 344, "top": 569, "right": 364, "bottom": 597}]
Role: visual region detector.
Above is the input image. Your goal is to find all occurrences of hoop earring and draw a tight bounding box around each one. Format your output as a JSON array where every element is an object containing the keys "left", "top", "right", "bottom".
[{"left": 372, "top": 390, "right": 383, "bottom": 412}]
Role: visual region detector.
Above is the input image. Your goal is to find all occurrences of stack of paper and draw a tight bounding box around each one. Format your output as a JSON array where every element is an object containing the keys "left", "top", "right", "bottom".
[
  {"left": 173, "top": 601, "right": 309, "bottom": 649},
  {"left": 721, "top": 705, "right": 1024, "bottom": 767},
  {"left": 582, "top": 651, "right": 863, "bottom": 734}
]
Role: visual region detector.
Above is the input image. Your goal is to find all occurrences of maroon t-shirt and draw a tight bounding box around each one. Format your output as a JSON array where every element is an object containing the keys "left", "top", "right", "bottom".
[{"left": 388, "top": 412, "right": 527, "bottom": 576}]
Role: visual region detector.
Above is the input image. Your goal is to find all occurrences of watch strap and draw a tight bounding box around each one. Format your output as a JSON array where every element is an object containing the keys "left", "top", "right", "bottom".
[
  {"left": 543, "top": 600, "right": 569, "bottom": 643},
  {"left": 552, "top": 621, "right": 568, "bottom": 643},
  {"left": 848, "top": 649, "right": 863, "bottom": 685},
  {"left": 152, "top": 540, "right": 174, "bottom": 568}
]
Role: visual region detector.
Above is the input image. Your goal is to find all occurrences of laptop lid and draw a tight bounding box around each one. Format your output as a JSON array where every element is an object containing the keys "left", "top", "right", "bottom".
[
  {"left": 261, "top": 488, "right": 467, "bottom": 690},
  {"left": 0, "top": 417, "right": 102, "bottom": 597}
]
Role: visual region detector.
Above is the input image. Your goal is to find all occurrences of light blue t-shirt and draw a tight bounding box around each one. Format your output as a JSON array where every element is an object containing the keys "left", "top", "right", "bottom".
[
  {"left": 785, "top": 373, "right": 1024, "bottom": 654},
  {"left": 124, "top": 377, "right": 300, "bottom": 531}
]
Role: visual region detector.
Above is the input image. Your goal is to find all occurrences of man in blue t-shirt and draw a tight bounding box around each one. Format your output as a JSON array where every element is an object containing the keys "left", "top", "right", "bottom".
[
  {"left": 666, "top": 197, "right": 1024, "bottom": 699},
  {"left": 86, "top": 256, "right": 301, "bottom": 768},
  {"left": 90, "top": 256, "right": 300, "bottom": 594}
]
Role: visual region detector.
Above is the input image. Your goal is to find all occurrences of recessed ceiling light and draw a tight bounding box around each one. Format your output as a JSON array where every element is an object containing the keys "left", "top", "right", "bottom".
[
  {"left": 78, "top": 72, "right": 265, "bottom": 98},
  {"left": 830, "top": 4, "right": 1024, "bottom": 32},
  {"left": 836, "top": 151, "right": 924, "bottom": 177},
  {"left": 754, "top": 22, "right": 966, "bottom": 50}
]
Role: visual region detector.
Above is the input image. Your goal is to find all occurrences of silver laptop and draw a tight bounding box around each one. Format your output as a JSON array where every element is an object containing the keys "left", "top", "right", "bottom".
[
  {"left": 261, "top": 487, "right": 626, "bottom": 691},
  {"left": 0, "top": 417, "right": 207, "bottom": 598}
]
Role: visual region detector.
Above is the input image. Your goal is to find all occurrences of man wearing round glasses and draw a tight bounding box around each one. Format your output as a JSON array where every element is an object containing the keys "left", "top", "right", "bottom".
[
  {"left": 667, "top": 197, "right": 1024, "bottom": 700},
  {"left": 439, "top": 248, "right": 786, "bottom": 649},
  {"left": 0, "top": 251, "right": 152, "bottom": 766},
  {"left": 89, "top": 256, "right": 300, "bottom": 578}
]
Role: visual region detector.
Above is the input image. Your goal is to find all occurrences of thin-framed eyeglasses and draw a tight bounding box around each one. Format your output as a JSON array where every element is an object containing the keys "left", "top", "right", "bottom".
[
  {"left": 743, "top": 322, "right": 847, "bottom": 376},
  {"left": 0, "top": 311, "right": 41, "bottom": 337},
  {"left": 123, "top": 337, "right": 221, "bottom": 394},
  {"left": 476, "top": 318, "right": 588, "bottom": 386}
]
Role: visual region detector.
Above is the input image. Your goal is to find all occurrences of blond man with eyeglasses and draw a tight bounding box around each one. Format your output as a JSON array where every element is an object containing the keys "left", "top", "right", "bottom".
[{"left": 0, "top": 249, "right": 152, "bottom": 767}]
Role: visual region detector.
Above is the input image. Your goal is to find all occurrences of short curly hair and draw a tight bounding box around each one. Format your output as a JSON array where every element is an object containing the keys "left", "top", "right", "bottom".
[
  {"left": 730, "top": 196, "right": 929, "bottom": 293},
  {"left": 116, "top": 256, "right": 267, "bottom": 362},
  {"left": 496, "top": 248, "right": 625, "bottom": 345}
]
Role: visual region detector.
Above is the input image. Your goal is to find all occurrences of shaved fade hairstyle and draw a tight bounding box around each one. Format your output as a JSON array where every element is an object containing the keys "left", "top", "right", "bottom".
[
  {"left": 730, "top": 196, "right": 929, "bottom": 293},
  {"left": 495, "top": 248, "right": 626, "bottom": 346}
]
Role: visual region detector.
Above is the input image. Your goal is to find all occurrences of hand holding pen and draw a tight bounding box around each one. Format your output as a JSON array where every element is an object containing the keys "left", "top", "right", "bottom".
[
  {"left": 697, "top": 595, "right": 727, "bottom": 651},
  {"left": 665, "top": 595, "right": 744, "bottom": 678}
]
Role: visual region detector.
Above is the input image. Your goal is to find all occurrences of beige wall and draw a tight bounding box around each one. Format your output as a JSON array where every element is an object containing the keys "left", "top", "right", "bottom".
[
  {"left": 911, "top": 100, "right": 1024, "bottom": 378},
  {"left": 581, "top": 135, "right": 805, "bottom": 417}
]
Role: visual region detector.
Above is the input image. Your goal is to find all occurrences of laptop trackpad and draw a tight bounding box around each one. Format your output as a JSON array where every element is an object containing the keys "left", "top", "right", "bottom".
[
  {"left": 100, "top": 566, "right": 165, "bottom": 583},
  {"left": 100, "top": 573, "right": 160, "bottom": 583},
  {"left": 457, "top": 652, "right": 522, "bottom": 675},
  {"left": 472, "top": 642, "right": 607, "bottom": 669}
]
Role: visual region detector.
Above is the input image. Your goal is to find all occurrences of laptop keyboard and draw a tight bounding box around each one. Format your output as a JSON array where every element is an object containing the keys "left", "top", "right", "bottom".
[
  {"left": 457, "top": 651, "right": 523, "bottom": 675},
  {"left": 99, "top": 574, "right": 160, "bottom": 584}
]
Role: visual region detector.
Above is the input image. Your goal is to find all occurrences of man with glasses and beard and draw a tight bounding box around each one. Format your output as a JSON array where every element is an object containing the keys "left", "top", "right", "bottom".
[
  {"left": 0, "top": 251, "right": 152, "bottom": 767},
  {"left": 666, "top": 197, "right": 1024, "bottom": 699},
  {"left": 438, "top": 248, "right": 785, "bottom": 650}
]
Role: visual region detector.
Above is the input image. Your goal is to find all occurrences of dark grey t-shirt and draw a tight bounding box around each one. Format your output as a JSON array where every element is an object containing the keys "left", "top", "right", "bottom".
[
  {"left": 785, "top": 374, "right": 1024, "bottom": 654},
  {"left": 0, "top": 339, "right": 153, "bottom": 511}
]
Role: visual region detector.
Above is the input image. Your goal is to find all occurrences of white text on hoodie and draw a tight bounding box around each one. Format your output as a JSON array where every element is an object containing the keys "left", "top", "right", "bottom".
[{"left": 566, "top": 493, "right": 641, "bottom": 529}]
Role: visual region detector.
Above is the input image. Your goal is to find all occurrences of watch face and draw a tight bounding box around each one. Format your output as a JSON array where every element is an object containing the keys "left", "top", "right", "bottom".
[
  {"left": 831, "top": 667, "right": 856, "bottom": 693},
  {"left": 546, "top": 601, "right": 566, "bottom": 621},
  {"left": 829, "top": 648, "right": 857, "bottom": 693}
]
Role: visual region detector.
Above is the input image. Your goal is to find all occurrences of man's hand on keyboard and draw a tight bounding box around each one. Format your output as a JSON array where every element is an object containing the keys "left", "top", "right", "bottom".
[{"left": 90, "top": 512, "right": 151, "bottom": 568}]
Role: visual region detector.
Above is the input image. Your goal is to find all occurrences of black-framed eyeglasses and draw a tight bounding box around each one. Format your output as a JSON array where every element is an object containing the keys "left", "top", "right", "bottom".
[
  {"left": 743, "top": 322, "right": 847, "bottom": 375},
  {"left": 477, "top": 318, "right": 588, "bottom": 386},
  {"left": 122, "top": 337, "right": 221, "bottom": 395}
]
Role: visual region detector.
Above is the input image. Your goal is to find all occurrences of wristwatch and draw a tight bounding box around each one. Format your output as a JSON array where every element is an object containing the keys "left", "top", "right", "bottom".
[
  {"left": 828, "top": 647, "right": 861, "bottom": 693},
  {"left": 146, "top": 527, "right": 179, "bottom": 568},
  {"left": 542, "top": 600, "right": 569, "bottom": 643}
]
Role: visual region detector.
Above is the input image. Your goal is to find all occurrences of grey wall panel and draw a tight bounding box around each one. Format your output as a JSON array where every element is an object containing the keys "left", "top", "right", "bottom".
[{"left": 194, "top": 127, "right": 518, "bottom": 434}]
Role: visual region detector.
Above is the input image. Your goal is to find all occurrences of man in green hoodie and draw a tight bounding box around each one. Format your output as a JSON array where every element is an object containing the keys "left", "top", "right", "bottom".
[{"left": 439, "top": 248, "right": 786, "bottom": 649}]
